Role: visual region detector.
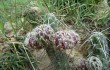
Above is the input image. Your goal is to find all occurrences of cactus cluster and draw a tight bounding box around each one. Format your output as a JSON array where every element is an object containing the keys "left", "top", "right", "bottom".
[
  {"left": 24, "top": 22, "right": 81, "bottom": 70},
  {"left": 24, "top": 24, "right": 80, "bottom": 49},
  {"left": 24, "top": 13, "right": 110, "bottom": 70}
]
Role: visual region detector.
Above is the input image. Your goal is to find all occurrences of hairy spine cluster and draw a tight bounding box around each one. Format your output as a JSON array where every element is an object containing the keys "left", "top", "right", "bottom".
[
  {"left": 24, "top": 24, "right": 54, "bottom": 49},
  {"left": 53, "top": 30, "right": 80, "bottom": 49}
]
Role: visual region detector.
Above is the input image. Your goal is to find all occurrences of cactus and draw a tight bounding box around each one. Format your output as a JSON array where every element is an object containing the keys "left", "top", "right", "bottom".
[
  {"left": 53, "top": 30, "right": 80, "bottom": 49},
  {"left": 24, "top": 32, "right": 40, "bottom": 49},
  {"left": 24, "top": 23, "right": 72, "bottom": 70},
  {"left": 24, "top": 24, "right": 54, "bottom": 49},
  {"left": 89, "top": 32, "right": 109, "bottom": 57},
  {"left": 88, "top": 32, "right": 110, "bottom": 69},
  {"left": 45, "top": 13, "right": 59, "bottom": 32},
  {"left": 44, "top": 43, "right": 70, "bottom": 70},
  {"left": 32, "top": 24, "right": 54, "bottom": 40},
  {"left": 51, "top": 30, "right": 80, "bottom": 70},
  {"left": 87, "top": 56, "right": 103, "bottom": 70},
  {"left": 24, "top": 13, "right": 82, "bottom": 70}
]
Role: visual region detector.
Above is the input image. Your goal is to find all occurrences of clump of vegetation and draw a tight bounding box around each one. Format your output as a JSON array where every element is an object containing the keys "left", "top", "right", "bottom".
[
  {"left": 0, "top": 43, "right": 40, "bottom": 70},
  {"left": 87, "top": 32, "right": 110, "bottom": 69},
  {"left": 0, "top": 0, "right": 110, "bottom": 70}
]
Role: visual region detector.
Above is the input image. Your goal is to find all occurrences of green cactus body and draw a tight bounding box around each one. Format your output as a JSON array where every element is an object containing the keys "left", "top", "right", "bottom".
[
  {"left": 88, "top": 32, "right": 110, "bottom": 69},
  {"left": 87, "top": 56, "right": 103, "bottom": 70}
]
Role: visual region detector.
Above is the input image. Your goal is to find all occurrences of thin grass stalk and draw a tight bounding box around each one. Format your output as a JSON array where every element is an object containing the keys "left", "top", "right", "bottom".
[{"left": 22, "top": 45, "right": 40, "bottom": 70}]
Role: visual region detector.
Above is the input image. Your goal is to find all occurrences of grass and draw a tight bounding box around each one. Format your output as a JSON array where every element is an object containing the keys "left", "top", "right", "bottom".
[
  {"left": 0, "top": 43, "right": 40, "bottom": 70},
  {"left": 0, "top": 0, "right": 110, "bottom": 70}
]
